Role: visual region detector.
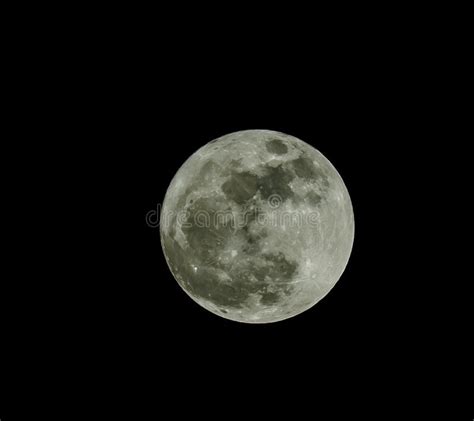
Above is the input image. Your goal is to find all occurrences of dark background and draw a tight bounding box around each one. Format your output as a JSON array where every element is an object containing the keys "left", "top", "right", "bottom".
[
  {"left": 96, "top": 60, "right": 427, "bottom": 406},
  {"left": 2, "top": 17, "right": 470, "bottom": 418}
]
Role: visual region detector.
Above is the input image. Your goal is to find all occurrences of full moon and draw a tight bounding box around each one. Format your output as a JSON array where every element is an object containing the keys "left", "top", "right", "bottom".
[{"left": 160, "top": 130, "right": 354, "bottom": 323}]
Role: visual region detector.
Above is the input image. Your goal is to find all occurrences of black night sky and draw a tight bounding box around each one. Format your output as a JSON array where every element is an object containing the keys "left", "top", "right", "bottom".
[{"left": 2, "top": 18, "right": 468, "bottom": 419}]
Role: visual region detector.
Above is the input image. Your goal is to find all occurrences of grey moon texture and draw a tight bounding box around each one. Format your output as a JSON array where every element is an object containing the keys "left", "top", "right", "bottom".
[{"left": 160, "top": 130, "right": 354, "bottom": 323}]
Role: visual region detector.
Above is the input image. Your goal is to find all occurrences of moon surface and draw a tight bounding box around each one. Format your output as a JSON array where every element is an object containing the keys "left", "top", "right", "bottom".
[{"left": 160, "top": 130, "right": 354, "bottom": 323}]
